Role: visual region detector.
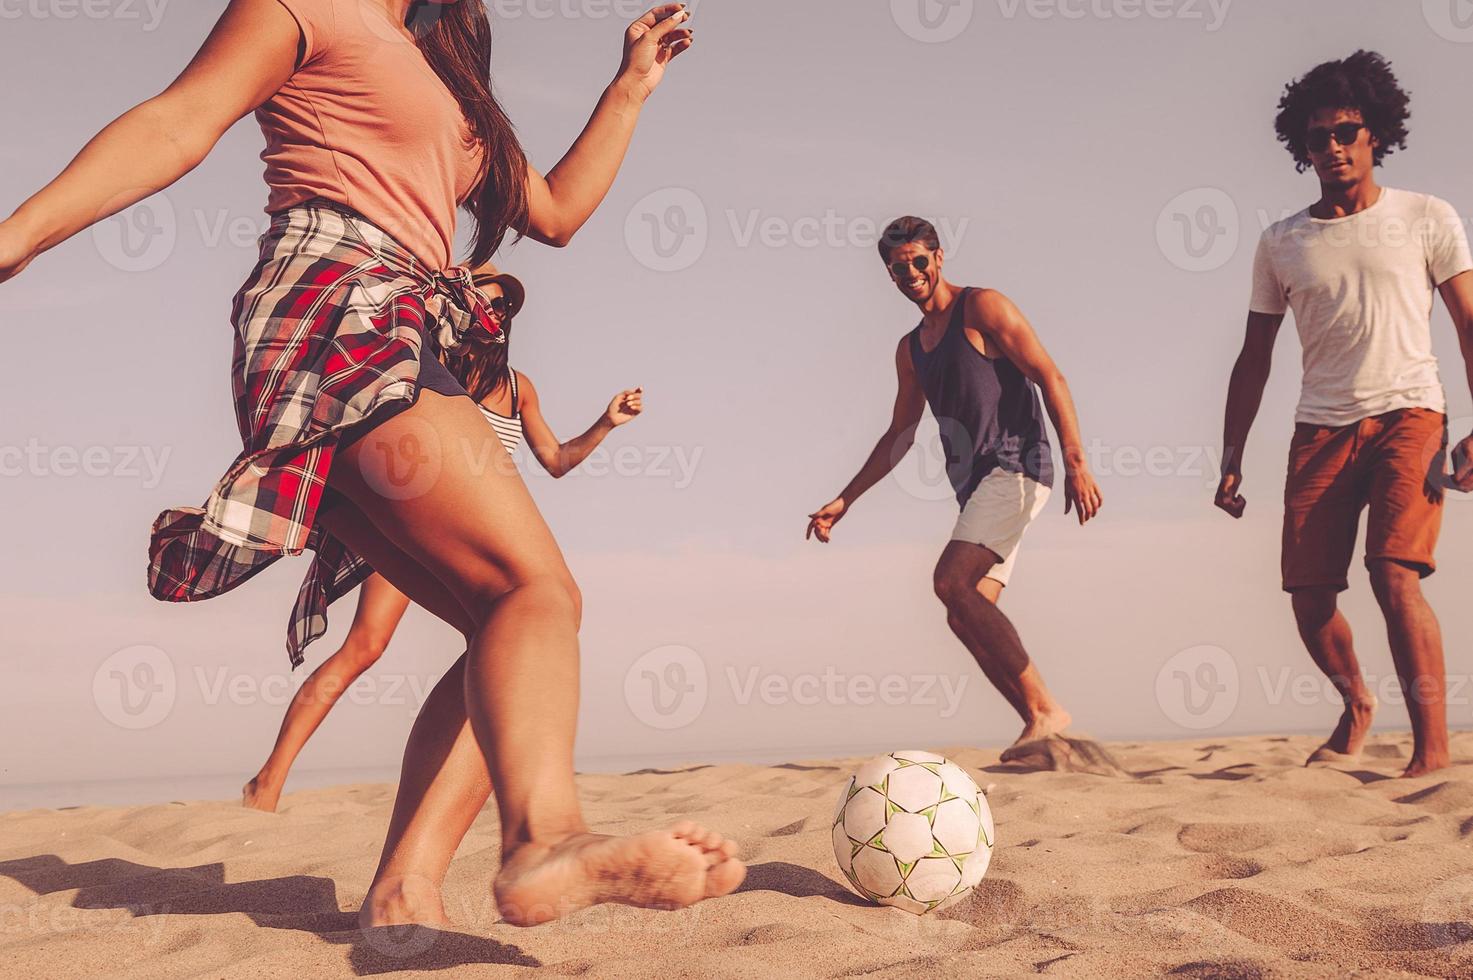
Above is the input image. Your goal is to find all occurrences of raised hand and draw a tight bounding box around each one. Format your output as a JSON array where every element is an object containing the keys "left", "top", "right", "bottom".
[
  {"left": 1215, "top": 469, "right": 1247, "bottom": 518},
  {"left": 605, "top": 387, "right": 644, "bottom": 427},
  {"left": 617, "top": 4, "right": 695, "bottom": 101},
  {"left": 806, "top": 498, "right": 848, "bottom": 544}
]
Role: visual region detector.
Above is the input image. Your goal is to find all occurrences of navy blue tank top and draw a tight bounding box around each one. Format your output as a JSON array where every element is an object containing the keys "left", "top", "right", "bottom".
[{"left": 908, "top": 287, "right": 1055, "bottom": 507}]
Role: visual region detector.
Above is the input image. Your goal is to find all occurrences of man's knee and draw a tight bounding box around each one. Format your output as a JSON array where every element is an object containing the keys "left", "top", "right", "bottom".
[
  {"left": 1290, "top": 586, "right": 1339, "bottom": 631},
  {"left": 1369, "top": 559, "right": 1424, "bottom": 613}
]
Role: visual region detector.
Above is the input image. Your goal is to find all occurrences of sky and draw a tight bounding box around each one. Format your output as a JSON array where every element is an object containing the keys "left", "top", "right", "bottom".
[{"left": 2, "top": 0, "right": 1473, "bottom": 806}]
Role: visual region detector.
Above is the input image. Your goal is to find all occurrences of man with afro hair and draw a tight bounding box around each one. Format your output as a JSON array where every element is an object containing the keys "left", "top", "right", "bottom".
[{"left": 1216, "top": 51, "right": 1473, "bottom": 777}]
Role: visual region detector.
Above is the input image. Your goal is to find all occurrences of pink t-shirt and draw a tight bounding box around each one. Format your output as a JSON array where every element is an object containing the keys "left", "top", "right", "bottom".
[{"left": 256, "top": 0, "right": 485, "bottom": 270}]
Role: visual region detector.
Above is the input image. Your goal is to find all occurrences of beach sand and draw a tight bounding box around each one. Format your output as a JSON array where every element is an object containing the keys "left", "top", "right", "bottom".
[{"left": 2, "top": 732, "right": 1471, "bottom": 978}]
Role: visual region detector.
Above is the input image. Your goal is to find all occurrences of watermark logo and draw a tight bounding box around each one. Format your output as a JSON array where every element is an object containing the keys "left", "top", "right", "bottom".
[
  {"left": 891, "top": 0, "right": 975, "bottom": 43},
  {"left": 0, "top": 0, "right": 171, "bottom": 30},
  {"left": 1156, "top": 187, "right": 1239, "bottom": 272},
  {"left": 1424, "top": 0, "right": 1473, "bottom": 42},
  {"left": 995, "top": 0, "right": 1232, "bottom": 31},
  {"left": 93, "top": 645, "right": 176, "bottom": 730},
  {"left": 624, "top": 645, "right": 708, "bottom": 730},
  {"left": 356, "top": 415, "right": 444, "bottom": 501},
  {"left": 92, "top": 194, "right": 177, "bottom": 273},
  {"left": 1155, "top": 644, "right": 1238, "bottom": 730},
  {"left": 890, "top": 418, "right": 973, "bottom": 503},
  {"left": 625, "top": 188, "right": 709, "bottom": 273}
]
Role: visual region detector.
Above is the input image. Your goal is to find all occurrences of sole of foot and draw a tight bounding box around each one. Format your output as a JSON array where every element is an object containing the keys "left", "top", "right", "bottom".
[{"left": 494, "top": 822, "right": 746, "bottom": 927}]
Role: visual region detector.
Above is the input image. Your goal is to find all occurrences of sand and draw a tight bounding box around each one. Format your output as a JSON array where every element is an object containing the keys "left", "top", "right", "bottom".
[{"left": 2, "top": 732, "right": 1472, "bottom": 978}]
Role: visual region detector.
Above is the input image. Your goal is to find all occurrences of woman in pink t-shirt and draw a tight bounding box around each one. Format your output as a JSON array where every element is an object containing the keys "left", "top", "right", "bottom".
[{"left": 0, "top": 0, "right": 743, "bottom": 930}]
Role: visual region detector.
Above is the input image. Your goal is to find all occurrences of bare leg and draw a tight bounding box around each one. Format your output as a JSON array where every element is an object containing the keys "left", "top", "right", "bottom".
[
  {"left": 316, "top": 497, "right": 487, "bottom": 928},
  {"left": 1291, "top": 586, "right": 1377, "bottom": 764},
  {"left": 1369, "top": 560, "right": 1450, "bottom": 777},
  {"left": 933, "top": 541, "right": 1071, "bottom": 748},
  {"left": 243, "top": 573, "right": 412, "bottom": 812},
  {"left": 327, "top": 391, "right": 744, "bottom": 927}
]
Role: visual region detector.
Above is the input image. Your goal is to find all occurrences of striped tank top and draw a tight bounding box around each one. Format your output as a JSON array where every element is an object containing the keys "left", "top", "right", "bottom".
[{"left": 479, "top": 370, "right": 523, "bottom": 456}]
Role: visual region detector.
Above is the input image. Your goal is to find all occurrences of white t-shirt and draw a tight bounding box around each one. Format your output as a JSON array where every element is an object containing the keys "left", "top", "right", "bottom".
[{"left": 1249, "top": 187, "right": 1473, "bottom": 426}]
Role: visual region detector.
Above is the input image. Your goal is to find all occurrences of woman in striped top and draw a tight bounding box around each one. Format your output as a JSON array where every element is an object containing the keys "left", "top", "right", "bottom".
[{"left": 243, "top": 263, "right": 643, "bottom": 814}]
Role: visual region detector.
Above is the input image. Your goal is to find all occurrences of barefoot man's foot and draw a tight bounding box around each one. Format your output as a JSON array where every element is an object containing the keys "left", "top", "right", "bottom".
[
  {"left": 1305, "top": 697, "right": 1377, "bottom": 765},
  {"left": 494, "top": 822, "right": 745, "bottom": 927},
  {"left": 241, "top": 775, "right": 282, "bottom": 813},
  {"left": 1008, "top": 707, "right": 1073, "bottom": 751}
]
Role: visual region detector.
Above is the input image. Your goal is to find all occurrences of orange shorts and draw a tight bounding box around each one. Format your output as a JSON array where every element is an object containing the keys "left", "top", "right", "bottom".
[{"left": 1282, "top": 407, "right": 1448, "bottom": 593}]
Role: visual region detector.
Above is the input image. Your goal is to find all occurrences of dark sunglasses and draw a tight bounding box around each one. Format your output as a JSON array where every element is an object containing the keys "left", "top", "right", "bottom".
[
  {"left": 1306, "top": 122, "right": 1366, "bottom": 153},
  {"left": 486, "top": 296, "right": 512, "bottom": 317},
  {"left": 890, "top": 254, "right": 933, "bottom": 278}
]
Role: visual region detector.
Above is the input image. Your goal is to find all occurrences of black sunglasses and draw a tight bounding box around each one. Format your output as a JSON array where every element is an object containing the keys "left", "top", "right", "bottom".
[
  {"left": 1306, "top": 122, "right": 1366, "bottom": 153},
  {"left": 890, "top": 254, "right": 933, "bottom": 278},
  {"left": 486, "top": 296, "right": 512, "bottom": 317}
]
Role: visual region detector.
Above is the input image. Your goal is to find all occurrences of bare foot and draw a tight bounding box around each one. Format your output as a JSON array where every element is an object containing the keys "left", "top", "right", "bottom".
[
  {"left": 358, "top": 874, "right": 451, "bottom": 929},
  {"left": 493, "top": 821, "right": 746, "bottom": 927},
  {"left": 1402, "top": 752, "right": 1450, "bottom": 779},
  {"left": 1305, "top": 697, "right": 1376, "bottom": 766},
  {"left": 1008, "top": 707, "right": 1073, "bottom": 749},
  {"left": 241, "top": 774, "right": 282, "bottom": 812}
]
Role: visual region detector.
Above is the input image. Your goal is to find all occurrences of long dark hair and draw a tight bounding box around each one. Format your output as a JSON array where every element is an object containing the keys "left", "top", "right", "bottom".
[
  {"left": 441, "top": 318, "right": 514, "bottom": 404},
  {"left": 408, "top": 1, "right": 529, "bottom": 265}
]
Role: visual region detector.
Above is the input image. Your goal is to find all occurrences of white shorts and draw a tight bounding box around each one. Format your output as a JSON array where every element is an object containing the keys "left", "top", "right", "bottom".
[{"left": 951, "top": 470, "right": 1052, "bottom": 586}]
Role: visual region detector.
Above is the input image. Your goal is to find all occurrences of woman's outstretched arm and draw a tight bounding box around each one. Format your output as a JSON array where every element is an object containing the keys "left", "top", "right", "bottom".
[
  {"left": 0, "top": 0, "right": 300, "bottom": 282},
  {"left": 522, "top": 3, "right": 693, "bottom": 247},
  {"left": 518, "top": 373, "right": 644, "bottom": 478}
]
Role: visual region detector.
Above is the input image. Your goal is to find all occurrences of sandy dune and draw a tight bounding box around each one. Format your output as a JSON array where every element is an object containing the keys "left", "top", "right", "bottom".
[{"left": 2, "top": 732, "right": 1472, "bottom": 978}]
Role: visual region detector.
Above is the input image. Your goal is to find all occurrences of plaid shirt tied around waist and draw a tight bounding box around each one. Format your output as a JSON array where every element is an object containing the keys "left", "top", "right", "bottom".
[{"left": 147, "top": 199, "right": 504, "bottom": 667}]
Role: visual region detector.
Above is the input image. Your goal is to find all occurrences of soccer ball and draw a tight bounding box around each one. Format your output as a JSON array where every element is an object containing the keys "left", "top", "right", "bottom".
[{"left": 831, "top": 750, "right": 994, "bottom": 914}]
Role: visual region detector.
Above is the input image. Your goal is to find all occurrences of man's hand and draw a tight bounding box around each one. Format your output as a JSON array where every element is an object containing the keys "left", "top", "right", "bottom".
[
  {"left": 1450, "top": 433, "right": 1473, "bottom": 493},
  {"left": 1215, "top": 469, "right": 1247, "bottom": 518},
  {"left": 1063, "top": 465, "right": 1103, "bottom": 525},
  {"left": 806, "top": 498, "right": 848, "bottom": 543}
]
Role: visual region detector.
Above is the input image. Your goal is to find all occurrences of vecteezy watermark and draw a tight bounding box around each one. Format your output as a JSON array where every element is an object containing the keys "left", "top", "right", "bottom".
[
  {"left": 891, "top": 0, "right": 976, "bottom": 43},
  {"left": 0, "top": 440, "right": 172, "bottom": 489},
  {"left": 0, "top": 0, "right": 170, "bottom": 30},
  {"left": 193, "top": 667, "right": 439, "bottom": 711},
  {"left": 516, "top": 442, "right": 705, "bottom": 491},
  {"left": 624, "top": 190, "right": 973, "bottom": 273},
  {"left": 92, "top": 645, "right": 177, "bottom": 730},
  {"left": 1423, "top": 0, "right": 1473, "bottom": 43},
  {"left": 726, "top": 665, "right": 970, "bottom": 717},
  {"left": 624, "top": 645, "right": 709, "bottom": 730},
  {"left": 1156, "top": 187, "right": 1240, "bottom": 273},
  {"left": 1255, "top": 667, "right": 1473, "bottom": 710},
  {"left": 1155, "top": 644, "right": 1239, "bottom": 731},
  {"left": 1422, "top": 873, "right": 1473, "bottom": 948},
  {"left": 0, "top": 900, "right": 173, "bottom": 943},
  {"left": 622, "top": 645, "right": 971, "bottom": 731},
  {"left": 487, "top": 0, "right": 709, "bottom": 19},
  {"left": 624, "top": 188, "right": 710, "bottom": 273},
  {"left": 994, "top": 0, "right": 1232, "bottom": 31}
]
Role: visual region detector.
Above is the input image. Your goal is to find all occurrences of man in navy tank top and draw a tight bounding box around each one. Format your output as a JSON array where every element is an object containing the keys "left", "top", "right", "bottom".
[{"left": 807, "top": 216, "right": 1104, "bottom": 766}]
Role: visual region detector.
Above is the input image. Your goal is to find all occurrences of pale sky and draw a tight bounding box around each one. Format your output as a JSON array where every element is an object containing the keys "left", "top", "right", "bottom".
[{"left": 2, "top": 0, "right": 1472, "bottom": 806}]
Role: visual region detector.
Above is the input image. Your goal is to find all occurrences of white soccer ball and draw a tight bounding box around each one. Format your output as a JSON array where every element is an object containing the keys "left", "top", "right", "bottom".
[{"left": 831, "top": 750, "right": 994, "bottom": 914}]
